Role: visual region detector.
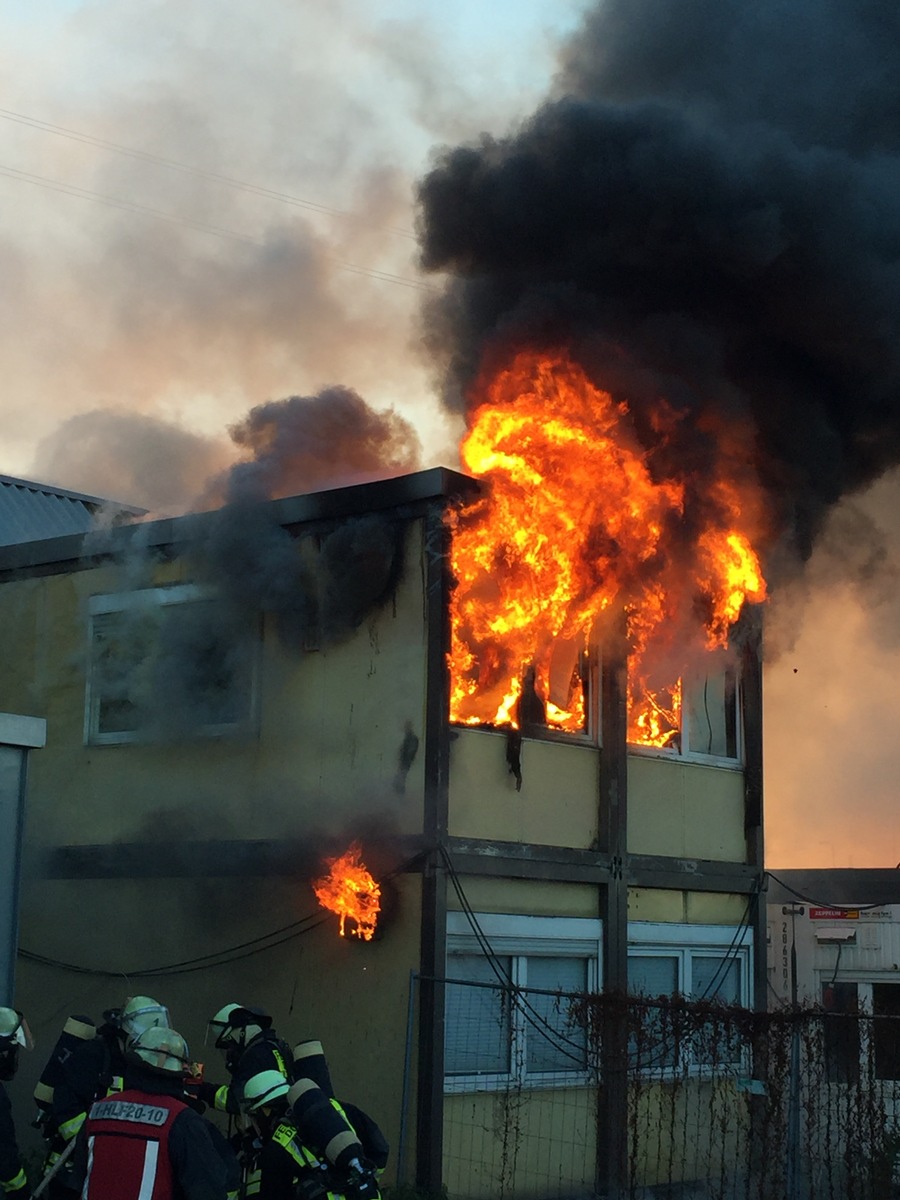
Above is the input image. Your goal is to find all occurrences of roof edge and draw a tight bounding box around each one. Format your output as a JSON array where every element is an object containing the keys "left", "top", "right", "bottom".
[{"left": 0, "top": 466, "right": 481, "bottom": 576}]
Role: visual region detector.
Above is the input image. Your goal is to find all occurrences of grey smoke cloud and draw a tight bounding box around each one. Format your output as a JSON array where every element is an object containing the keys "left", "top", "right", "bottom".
[
  {"left": 32, "top": 410, "right": 233, "bottom": 515},
  {"left": 216, "top": 386, "right": 422, "bottom": 506},
  {"left": 1, "top": 0, "right": 576, "bottom": 489}
]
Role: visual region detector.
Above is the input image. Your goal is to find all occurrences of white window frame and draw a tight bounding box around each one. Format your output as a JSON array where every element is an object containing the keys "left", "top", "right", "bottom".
[
  {"left": 445, "top": 912, "right": 603, "bottom": 1094},
  {"left": 84, "top": 584, "right": 260, "bottom": 746},
  {"left": 628, "top": 921, "right": 753, "bottom": 1077},
  {"left": 627, "top": 666, "right": 744, "bottom": 769}
]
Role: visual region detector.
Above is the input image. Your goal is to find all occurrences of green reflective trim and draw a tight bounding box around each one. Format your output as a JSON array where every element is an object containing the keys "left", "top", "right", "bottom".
[
  {"left": 0, "top": 1167, "right": 28, "bottom": 1193},
  {"left": 272, "top": 1121, "right": 319, "bottom": 1170},
  {"left": 59, "top": 1111, "right": 86, "bottom": 1141},
  {"left": 215, "top": 1084, "right": 230, "bottom": 1111}
]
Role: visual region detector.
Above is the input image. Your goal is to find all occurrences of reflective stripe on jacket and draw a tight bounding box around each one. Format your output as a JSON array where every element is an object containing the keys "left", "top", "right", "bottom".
[{"left": 82, "top": 1089, "right": 185, "bottom": 1200}]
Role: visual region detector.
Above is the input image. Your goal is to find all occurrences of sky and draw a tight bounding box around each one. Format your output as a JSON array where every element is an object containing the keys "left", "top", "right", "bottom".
[{"left": 1, "top": 0, "right": 899, "bottom": 871}]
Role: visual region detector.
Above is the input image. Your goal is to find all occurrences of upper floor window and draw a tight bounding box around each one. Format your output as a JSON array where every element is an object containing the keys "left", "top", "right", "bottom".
[
  {"left": 85, "top": 585, "right": 258, "bottom": 745},
  {"left": 627, "top": 664, "right": 741, "bottom": 765}
]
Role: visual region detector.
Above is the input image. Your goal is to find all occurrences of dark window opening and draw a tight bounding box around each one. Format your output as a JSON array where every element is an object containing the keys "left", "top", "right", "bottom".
[
  {"left": 872, "top": 983, "right": 900, "bottom": 1081},
  {"left": 822, "top": 981, "right": 860, "bottom": 1085}
]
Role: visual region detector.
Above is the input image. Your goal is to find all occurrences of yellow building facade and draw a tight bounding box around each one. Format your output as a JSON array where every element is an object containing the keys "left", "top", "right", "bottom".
[{"left": 0, "top": 468, "right": 763, "bottom": 1198}]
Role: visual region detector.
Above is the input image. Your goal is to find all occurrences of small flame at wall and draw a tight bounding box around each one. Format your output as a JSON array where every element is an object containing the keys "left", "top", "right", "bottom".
[{"left": 313, "top": 842, "right": 382, "bottom": 941}]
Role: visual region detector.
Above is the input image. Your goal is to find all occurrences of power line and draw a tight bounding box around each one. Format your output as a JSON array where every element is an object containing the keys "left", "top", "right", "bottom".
[
  {"left": 0, "top": 105, "right": 416, "bottom": 240},
  {"left": 17, "top": 853, "right": 419, "bottom": 979},
  {"left": 0, "top": 161, "right": 436, "bottom": 292},
  {"left": 0, "top": 162, "right": 258, "bottom": 244}
]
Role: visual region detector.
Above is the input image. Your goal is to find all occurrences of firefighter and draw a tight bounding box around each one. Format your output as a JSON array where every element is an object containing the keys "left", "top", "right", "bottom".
[
  {"left": 239, "top": 1069, "right": 380, "bottom": 1200},
  {"left": 200, "top": 1005, "right": 292, "bottom": 1115},
  {"left": 0, "top": 1007, "right": 32, "bottom": 1199},
  {"left": 287, "top": 1042, "right": 386, "bottom": 1198},
  {"left": 42, "top": 995, "right": 170, "bottom": 1197},
  {"left": 81, "top": 1025, "right": 227, "bottom": 1200}
]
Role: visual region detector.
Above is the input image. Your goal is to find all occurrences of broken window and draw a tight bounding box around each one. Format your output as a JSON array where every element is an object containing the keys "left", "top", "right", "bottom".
[
  {"left": 627, "top": 664, "right": 740, "bottom": 761},
  {"left": 86, "top": 585, "right": 257, "bottom": 745}
]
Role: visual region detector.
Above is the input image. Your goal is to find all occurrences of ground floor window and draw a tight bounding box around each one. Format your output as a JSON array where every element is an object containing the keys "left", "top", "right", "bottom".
[
  {"left": 872, "top": 982, "right": 900, "bottom": 1081},
  {"left": 627, "top": 921, "right": 752, "bottom": 1072},
  {"left": 444, "top": 913, "right": 602, "bottom": 1092}
]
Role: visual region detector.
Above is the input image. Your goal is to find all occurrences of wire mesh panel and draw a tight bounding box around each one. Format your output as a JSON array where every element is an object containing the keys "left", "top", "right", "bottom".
[{"left": 410, "top": 974, "right": 900, "bottom": 1200}]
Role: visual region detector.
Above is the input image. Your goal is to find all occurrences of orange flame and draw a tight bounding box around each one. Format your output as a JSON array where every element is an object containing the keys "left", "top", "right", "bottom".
[
  {"left": 448, "top": 348, "right": 767, "bottom": 744},
  {"left": 313, "top": 842, "right": 381, "bottom": 941}
]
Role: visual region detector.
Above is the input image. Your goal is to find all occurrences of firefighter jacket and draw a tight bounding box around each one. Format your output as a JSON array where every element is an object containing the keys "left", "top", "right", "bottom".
[
  {"left": 0, "top": 1083, "right": 29, "bottom": 1197},
  {"left": 82, "top": 1070, "right": 228, "bottom": 1200},
  {"left": 254, "top": 1118, "right": 345, "bottom": 1200},
  {"left": 202, "top": 1032, "right": 293, "bottom": 1116}
]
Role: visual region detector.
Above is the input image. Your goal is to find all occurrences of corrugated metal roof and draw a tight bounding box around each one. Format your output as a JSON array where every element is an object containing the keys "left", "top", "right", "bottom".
[{"left": 0, "top": 474, "right": 143, "bottom": 546}]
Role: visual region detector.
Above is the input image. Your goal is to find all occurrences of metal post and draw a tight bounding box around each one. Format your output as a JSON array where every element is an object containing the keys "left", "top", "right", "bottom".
[
  {"left": 598, "top": 625, "right": 629, "bottom": 1199},
  {"left": 784, "top": 903, "right": 804, "bottom": 1199},
  {"left": 0, "top": 713, "right": 47, "bottom": 1005}
]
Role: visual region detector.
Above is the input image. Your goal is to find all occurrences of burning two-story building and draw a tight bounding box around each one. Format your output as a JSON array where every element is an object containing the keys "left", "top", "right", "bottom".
[{"left": 0, "top": 357, "right": 768, "bottom": 1200}]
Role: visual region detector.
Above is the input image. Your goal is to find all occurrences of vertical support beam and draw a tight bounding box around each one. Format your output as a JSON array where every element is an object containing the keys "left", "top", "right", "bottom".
[
  {"left": 416, "top": 507, "right": 452, "bottom": 1197},
  {"left": 0, "top": 712, "right": 46, "bottom": 1005},
  {"left": 598, "top": 629, "right": 629, "bottom": 1198},
  {"left": 741, "top": 618, "right": 766, "bottom": 1011}
]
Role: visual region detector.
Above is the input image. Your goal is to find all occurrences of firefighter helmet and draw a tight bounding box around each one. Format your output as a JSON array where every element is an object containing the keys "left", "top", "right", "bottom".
[
  {"left": 0, "top": 1008, "right": 29, "bottom": 1048},
  {"left": 0, "top": 1008, "right": 32, "bottom": 1082},
  {"left": 240, "top": 1069, "right": 291, "bottom": 1113},
  {"left": 128, "top": 1026, "right": 190, "bottom": 1076},
  {"left": 120, "top": 996, "right": 170, "bottom": 1041},
  {"left": 207, "top": 1004, "right": 272, "bottom": 1049}
]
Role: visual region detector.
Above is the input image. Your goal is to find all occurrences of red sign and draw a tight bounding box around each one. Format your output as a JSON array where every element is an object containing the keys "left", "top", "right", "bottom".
[{"left": 809, "top": 907, "right": 859, "bottom": 920}]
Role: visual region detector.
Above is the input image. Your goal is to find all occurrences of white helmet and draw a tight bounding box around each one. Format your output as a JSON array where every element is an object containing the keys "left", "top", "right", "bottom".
[
  {"left": 0, "top": 1007, "right": 29, "bottom": 1048},
  {"left": 207, "top": 1004, "right": 270, "bottom": 1049},
  {"left": 121, "top": 996, "right": 170, "bottom": 1041},
  {"left": 129, "top": 1026, "right": 190, "bottom": 1076},
  {"left": 207, "top": 1003, "right": 242, "bottom": 1048},
  {"left": 240, "top": 1069, "right": 290, "bottom": 1113}
]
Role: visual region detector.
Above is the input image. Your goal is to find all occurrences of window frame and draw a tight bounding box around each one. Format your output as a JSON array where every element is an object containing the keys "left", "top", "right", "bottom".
[
  {"left": 444, "top": 912, "right": 603, "bottom": 1094},
  {"left": 84, "top": 584, "right": 260, "bottom": 746},
  {"left": 452, "top": 653, "right": 743, "bottom": 766},
  {"left": 627, "top": 921, "right": 753, "bottom": 1077},
  {"left": 626, "top": 666, "right": 744, "bottom": 769}
]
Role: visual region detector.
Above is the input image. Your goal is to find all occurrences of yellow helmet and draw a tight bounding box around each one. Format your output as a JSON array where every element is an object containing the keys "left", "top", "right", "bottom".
[
  {"left": 129, "top": 1026, "right": 190, "bottom": 1076},
  {"left": 240, "top": 1069, "right": 291, "bottom": 1113},
  {"left": 121, "top": 996, "right": 170, "bottom": 1041}
]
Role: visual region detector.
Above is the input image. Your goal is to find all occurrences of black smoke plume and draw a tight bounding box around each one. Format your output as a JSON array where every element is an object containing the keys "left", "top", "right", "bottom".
[{"left": 417, "top": 0, "right": 900, "bottom": 568}]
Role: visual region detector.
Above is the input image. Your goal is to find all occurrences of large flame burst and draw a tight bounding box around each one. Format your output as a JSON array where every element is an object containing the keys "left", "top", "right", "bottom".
[
  {"left": 448, "top": 349, "right": 767, "bottom": 745},
  {"left": 313, "top": 842, "right": 382, "bottom": 941}
]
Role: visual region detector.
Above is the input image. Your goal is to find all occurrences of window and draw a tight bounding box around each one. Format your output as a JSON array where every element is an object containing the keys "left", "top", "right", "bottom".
[
  {"left": 872, "top": 983, "right": 900, "bottom": 1081},
  {"left": 85, "top": 585, "right": 258, "bottom": 745},
  {"left": 444, "top": 913, "right": 602, "bottom": 1092},
  {"left": 627, "top": 665, "right": 741, "bottom": 764},
  {"left": 822, "top": 981, "right": 860, "bottom": 1085},
  {"left": 628, "top": 922, "right": 752, "bottom": 1072}
]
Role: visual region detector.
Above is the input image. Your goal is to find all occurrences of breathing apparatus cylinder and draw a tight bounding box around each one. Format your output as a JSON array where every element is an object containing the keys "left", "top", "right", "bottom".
[
  {"left": 292, "top": 1040, "right": 335, "bottom": 1097},
  {"left": 32, "top": 1015, "right": 96, "bottom": 1127}
]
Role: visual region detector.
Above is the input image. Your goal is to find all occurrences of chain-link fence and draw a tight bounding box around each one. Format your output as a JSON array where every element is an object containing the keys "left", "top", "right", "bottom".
[{"left": 403, "top": 976, "right": 900, "bottom": 1200}]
